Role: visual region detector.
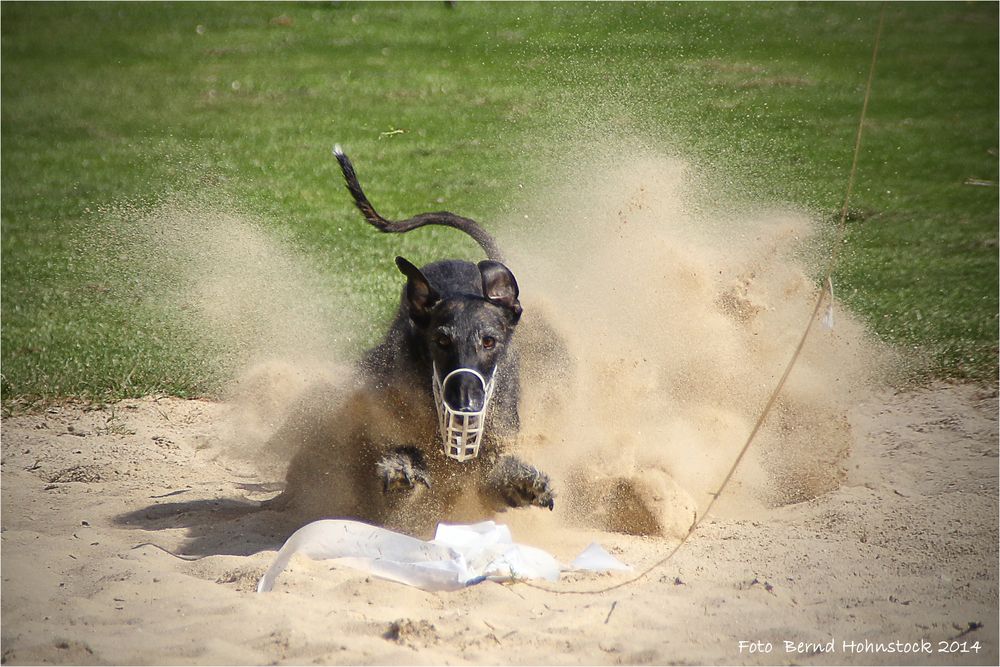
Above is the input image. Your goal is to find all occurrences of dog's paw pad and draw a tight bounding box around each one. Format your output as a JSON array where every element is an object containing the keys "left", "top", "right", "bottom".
[
  {"left": 529, "top": 474, "right": 556, "bottom": 511},
  {"left": 377, "top": 451, "right": 431, "bottom": 493},
  {"left": 504, "top": 464, "right": 556, "bottom": 510}
]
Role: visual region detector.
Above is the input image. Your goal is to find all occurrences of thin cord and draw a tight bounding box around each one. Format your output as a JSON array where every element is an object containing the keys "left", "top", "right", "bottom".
[{"left": 518, "top": 1, "right": 887, "bottom": 596}]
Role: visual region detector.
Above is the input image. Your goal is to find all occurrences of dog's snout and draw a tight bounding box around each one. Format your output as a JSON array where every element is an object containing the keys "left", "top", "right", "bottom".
[{"left": 444, "top": 373, "right": 486, "bottom": 412}]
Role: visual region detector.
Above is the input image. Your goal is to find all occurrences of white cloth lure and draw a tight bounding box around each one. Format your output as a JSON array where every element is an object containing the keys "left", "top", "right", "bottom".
[{"left": 257, "top": 520, "right": 630, "bottom": 593}]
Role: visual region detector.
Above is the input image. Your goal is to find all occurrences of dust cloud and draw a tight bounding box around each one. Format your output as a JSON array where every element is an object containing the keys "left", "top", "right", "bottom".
[
  {"left": 504, "top": 141, "right": 889, "bottom": 535},
  {"left": 99, "top": 194, "right": 360, "bottom": 471},
  {"left": 101, "top": 142, "right": 889, "bottom": 537}
]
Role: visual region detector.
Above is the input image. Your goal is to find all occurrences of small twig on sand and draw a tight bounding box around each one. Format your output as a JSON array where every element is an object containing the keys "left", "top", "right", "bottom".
[
  {"left": 149, "top": 488, "right": 192, "bottom": 499},
  {"left": 604, "top": 600, "right": 618, "bottom": 624},
  {"left": 947, "top": 622, "right": 983, "bottom": 641},
  {"left": 131, "top": 542, "right": 207, "bottom": 562},
  {"left": 502, "top": 582, "right": 527, "bottom": 600}
]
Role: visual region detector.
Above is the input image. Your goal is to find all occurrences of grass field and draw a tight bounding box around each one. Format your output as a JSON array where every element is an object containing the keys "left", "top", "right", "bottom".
[{"left": 2, "top": 1, "right": 997, "bottom": 408}]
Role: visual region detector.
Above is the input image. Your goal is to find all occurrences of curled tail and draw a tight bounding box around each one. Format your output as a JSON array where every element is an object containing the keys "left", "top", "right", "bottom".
[{"left": 333, "top": 144, "right": 504, "bottom": 262}]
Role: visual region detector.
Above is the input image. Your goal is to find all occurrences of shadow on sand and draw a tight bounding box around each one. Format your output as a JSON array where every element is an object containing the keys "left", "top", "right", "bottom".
[{"left": 112, "top": 494, "right": 301, "bottom": 559}]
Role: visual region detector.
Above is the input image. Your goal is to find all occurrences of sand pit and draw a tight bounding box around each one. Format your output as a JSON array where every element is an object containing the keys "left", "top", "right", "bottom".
[
  {"left": 2, "top": 146, "right": 996, "bottom": 664},
  {"left": 1, "top": 383, "right": 996, "bottom": 665}
]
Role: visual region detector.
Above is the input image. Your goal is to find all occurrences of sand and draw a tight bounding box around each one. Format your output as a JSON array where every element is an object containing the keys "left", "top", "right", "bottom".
[
  {"left": 1, "top": 382, "right": 996, "bottom": 665},
  {"left": 3, "top": 145, "right": 997, "bottom": 665}
]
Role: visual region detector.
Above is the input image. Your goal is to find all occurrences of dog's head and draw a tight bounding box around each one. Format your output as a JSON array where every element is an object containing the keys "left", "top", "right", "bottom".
[
  {"left": 395, "top": 256, "right": 520, "bottom": 405},
  {"left": 395, "top": 256, "right": 521, "bottom": 460}
]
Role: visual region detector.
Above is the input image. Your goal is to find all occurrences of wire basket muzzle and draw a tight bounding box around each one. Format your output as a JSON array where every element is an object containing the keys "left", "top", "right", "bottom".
[{"left": 431, "top": 363, "right": 498, "bottom": 462}]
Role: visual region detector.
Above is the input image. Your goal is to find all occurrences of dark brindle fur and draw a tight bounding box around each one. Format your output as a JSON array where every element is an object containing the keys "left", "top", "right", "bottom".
[{"left": 267, "top": 148, "right": 554, "bottom": 534}]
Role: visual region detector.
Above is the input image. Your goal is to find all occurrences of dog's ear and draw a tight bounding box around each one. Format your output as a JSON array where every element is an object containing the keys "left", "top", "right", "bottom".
[
  {"left": 478, "top": 260, "right": 522, "bottom": 323},
  {"left": 395, "top": 256, "right": 440, "bottom": 324}
]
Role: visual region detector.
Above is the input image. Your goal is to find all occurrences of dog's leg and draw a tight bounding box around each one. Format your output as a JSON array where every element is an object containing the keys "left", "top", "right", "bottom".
[
  {"left": 376, "top": 446, "right": 432, "bottom": 493},
  {"left": 480, "top": 455, "right": 555, "bottom": 510}
]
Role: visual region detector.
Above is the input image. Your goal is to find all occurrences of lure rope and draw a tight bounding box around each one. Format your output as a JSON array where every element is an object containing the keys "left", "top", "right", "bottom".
[{"left": 519, "top": 2, "right": 887, "bottom": 596}]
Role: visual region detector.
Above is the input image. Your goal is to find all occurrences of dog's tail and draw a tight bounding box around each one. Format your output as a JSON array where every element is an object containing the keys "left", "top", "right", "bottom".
[{"left": 333, "top": 144, "right": 504, "bottom": 262}]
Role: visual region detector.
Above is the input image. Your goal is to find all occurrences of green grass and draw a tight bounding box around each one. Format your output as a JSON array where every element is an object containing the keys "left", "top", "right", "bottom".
[{"left": 2, "top": 1, "right": 997, "bottom": 408}]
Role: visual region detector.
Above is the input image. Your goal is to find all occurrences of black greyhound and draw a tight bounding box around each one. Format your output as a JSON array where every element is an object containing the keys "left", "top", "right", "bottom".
[{"left": 267, "top": 147, "right": 554, "bottom": 534}]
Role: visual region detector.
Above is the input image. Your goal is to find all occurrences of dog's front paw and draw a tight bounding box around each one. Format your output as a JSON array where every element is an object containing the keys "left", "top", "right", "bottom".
[
  {"left": 486, "top": 455, "right": 555, "bottom": 510},
  {"left": 376, "top": 447, "right": 431, "bottom": 493}
]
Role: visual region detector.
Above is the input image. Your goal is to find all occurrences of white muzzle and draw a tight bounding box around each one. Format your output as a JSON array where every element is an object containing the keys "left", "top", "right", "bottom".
[{"left": 431, "top": 363, "right": 498, "bottom": 462}]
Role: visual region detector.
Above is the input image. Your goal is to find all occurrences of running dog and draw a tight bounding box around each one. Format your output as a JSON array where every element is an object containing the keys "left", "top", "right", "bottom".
[{"left": 266, "top": 147, "right": 554, "bottom": 534}]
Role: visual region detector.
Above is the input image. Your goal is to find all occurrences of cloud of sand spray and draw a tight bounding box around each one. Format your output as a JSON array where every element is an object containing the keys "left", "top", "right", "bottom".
[
  {"left": 501, "top": 145, "right": 888, "bottom": 536},
  {"left": 102, "top": 147, "right": 888, "bottom": 534},
  {"left": 103, "top": 193, "right": 366, "bottom": 470}
]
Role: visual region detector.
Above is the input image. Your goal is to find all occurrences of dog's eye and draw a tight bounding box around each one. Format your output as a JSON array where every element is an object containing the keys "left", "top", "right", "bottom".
[
  {"left": 435, "top": 335, "right": 451, "bottom": 349},
  {"left": 482, "top": 336, "right": 496, "bottom": 350}
]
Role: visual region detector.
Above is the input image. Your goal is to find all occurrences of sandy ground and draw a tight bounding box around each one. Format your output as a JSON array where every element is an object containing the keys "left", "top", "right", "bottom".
[{"left": 1, "top": 382, "right": 997, "bottom": 666}]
